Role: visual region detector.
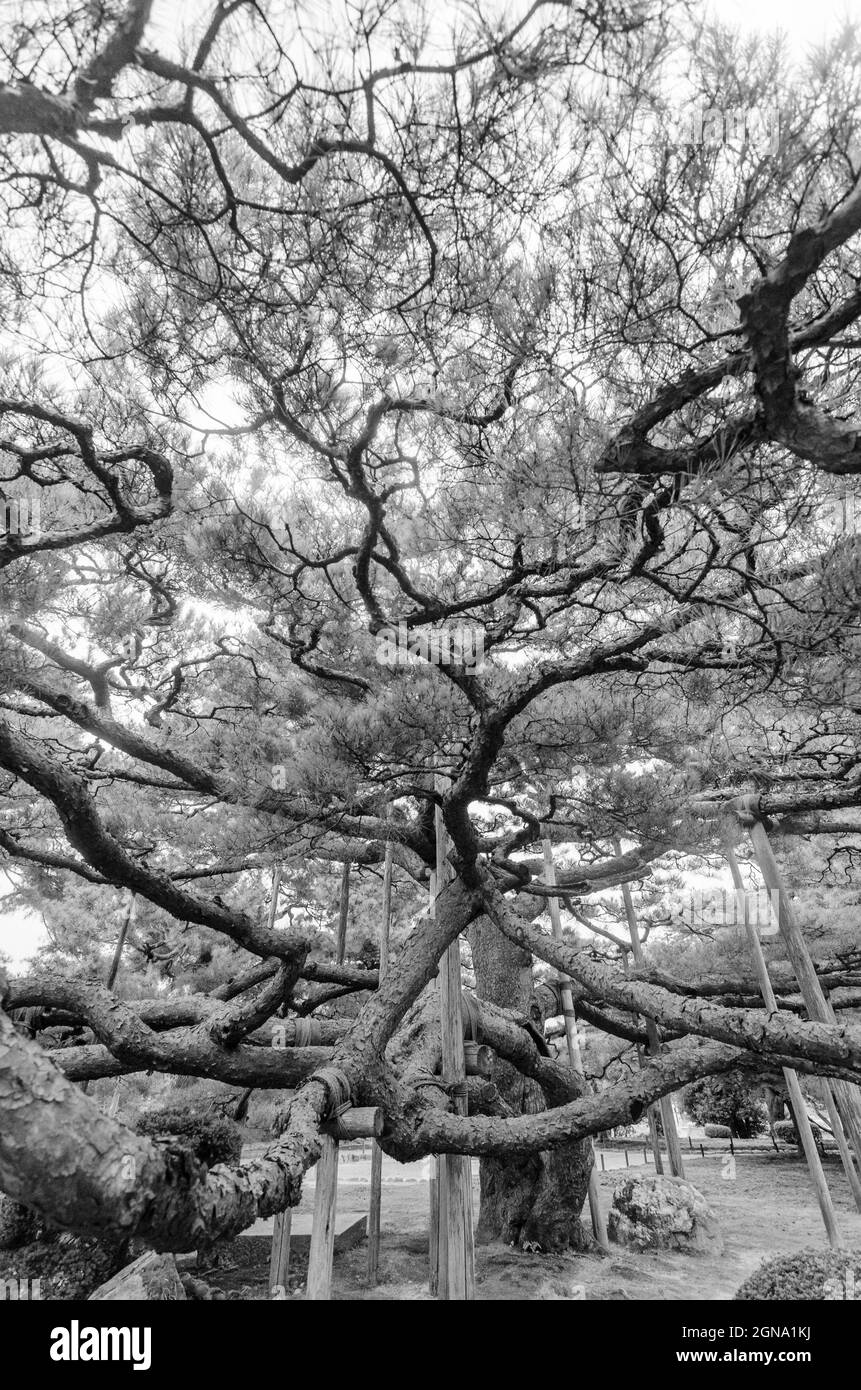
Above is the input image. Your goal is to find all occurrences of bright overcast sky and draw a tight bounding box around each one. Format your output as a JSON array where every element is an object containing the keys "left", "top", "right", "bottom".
[
  {"left": 707, "top": 0, "right": 854, "bottom": 48},
  {"left": 143, "top": 0, "right": 857, "bottom": 60},
  {"left": 1, "top": 0, "right": 857, "bottom": 970}
]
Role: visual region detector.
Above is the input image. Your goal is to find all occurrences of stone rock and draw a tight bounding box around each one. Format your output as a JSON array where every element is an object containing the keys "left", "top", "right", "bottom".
[
  {"left": 89, "top": 1251, "right": 186, "bottom": 1300},
  {"left": 608, "top": 1174, "right": 723, "bottom": 1254}
]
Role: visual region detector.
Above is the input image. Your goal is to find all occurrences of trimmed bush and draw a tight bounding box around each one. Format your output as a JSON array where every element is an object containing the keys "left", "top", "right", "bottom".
[
  {"left": 772, "top": 1118, "right": 823, "bottom": 1149},
  {"left": 736, "top": 1248, "right": 861, "bottom": 1300},
  {"left": 136, "top": 1107, "right": 242, "bottom": 1168},
  {"left": 703, "top": 1124, "right": 732, "bottom": 1139}
]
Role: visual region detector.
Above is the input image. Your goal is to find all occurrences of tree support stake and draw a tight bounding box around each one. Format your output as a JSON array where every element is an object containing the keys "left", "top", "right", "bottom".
[
  {"left": 367, "top": 831, "right": 393, "bottom": 1287},
  {"left": 736, "top": 796, "right": 861, "bottom": 1210},
  {"left": 432, "top": 784, "right": 475, "bottom": 1299},
  {"left": 615, "top": 850, "right": 685, "bottom": 1179},
  {"left": 726, "top": 845, "right": 842, "bottom": 1248},
  {"left": 543, "top": 839, "right": 609, "bottom": 1251}
]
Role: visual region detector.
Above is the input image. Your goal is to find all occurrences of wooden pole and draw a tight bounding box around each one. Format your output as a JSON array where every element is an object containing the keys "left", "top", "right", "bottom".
[
  {"left": 269, "top": 1209, "right": 292, "bottom": 1297},
  {"left": 726, "top": 846, "right": 842, "bottom": 1248},
  {"left": 742, "top": 806, "right": 861, "bottom": 1180},
  {"left": 429, "top": 1160, "right": 440, "bottom": 1297},
  {"left": 335, "top": 860, "right": 351, "bottom": 965},
  {"left": 621, "top": 944, "right": 665, "bottom": 1173},
  {"left": 728, "top": 841, "right": 861, "bottom": 1215},
  {"left": 367, "top": 834, "right": 393, "bottom": 1287},
  {"left": 306, "top": 1134, "right": 340, "bottom": 1299},
  {"left": 616, "top": 864, "right": 686, "bottom": 1178},
  {"left": 265, "top": 862, "right": 294, "bottom": 1290},
  {"left": 543, "top": 839, "right": 609, "bottom": 1250},
  {"left": 434, "top": 784, "right": 475, "bottom": 1300},
  {"left": 107, "top": 892, "right": 136, "bottom": 991},
  {"left": 82, "top": 891, "right": 137, "bottom": 1096},
  {"left": 428, "top": 860, "right": 440, "bottom": 1297},
  {"left": 645, "top": 1100, "right": 665, "bottom": 1174},
  {"left": 321, "top": 1107, "right": 383, "bottom": 1140}
]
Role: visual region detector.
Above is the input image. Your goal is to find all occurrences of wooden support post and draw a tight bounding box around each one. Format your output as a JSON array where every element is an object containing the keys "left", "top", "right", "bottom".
[
  {"left": 741, "top": 804, "right": 861, "bottom": 1198},
  {"left": 428, "top": 854, "right": 440, "bottom": 1295},
  {"left": 645, "top": 1077, "right": 665, "bottom": 1174},
  {"left": 463, "top": 1042, "right": 494, "bottom": 1078},
  {"left": 306, "top": 1134, "right": 340, "bottom": 1299},
  {"left": 726, "top": 845, "right": 842, "bottom": 1248},
  {"left": 543, "top": 839, "right": 609, "bottom": 1250},
  {"left": 321, "top": 1106, "right": 383, "bottom": 1140},
  {"left": 429, "top": 1160, "right": 440, "bottom": 1297},
  {"left": 434, "top": 788, "right": 475, "bottom": 1300},
  {"left": 335, "top": 860, "right": 351, "bottom": 965},
  {"left": 107, "top": 892, "right": 136, "bottom": 992},
  {"left": 740, "top": 850, "right": 861, "bottom": 1216},
  {"left": 266, "top": 861, "right": 289, "bottom": 1287},
  {"left": 617, "top": 862, "right": 685, "bottom": 1178},
  {"left": 368, "top": 834, "right": 393, "bottom": 1288},
  {"left": 368, "top": 1143, "right": 384, "bottom": 1285},
  {"left": 269, "top": 1210, "right": 292, "bottom": 1297},
  {"left": 81, "top": 891, "right": 138, "bottom": 1095}
]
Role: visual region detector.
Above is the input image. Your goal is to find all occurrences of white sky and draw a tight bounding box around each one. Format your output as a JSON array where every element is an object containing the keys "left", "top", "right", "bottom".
[
  {"left": 707, "top": 0, "right": 854, "bottom": 48},
  {"left": 1, "top": 0, "right": 856, "bottom": 971}
]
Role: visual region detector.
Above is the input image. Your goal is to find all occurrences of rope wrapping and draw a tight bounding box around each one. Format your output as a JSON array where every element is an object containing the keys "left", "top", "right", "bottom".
[
  {"left": 310, "top": 1065, "right": 352, "bottom": 1117},
  {"left": 734, "top": 792, "right": 762, "bottom": 826}
]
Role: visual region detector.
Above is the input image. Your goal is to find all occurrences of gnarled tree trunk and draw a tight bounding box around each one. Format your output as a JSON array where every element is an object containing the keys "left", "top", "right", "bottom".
[{"left": 469, "top": 916, "right": 593, "bottom": 1251}]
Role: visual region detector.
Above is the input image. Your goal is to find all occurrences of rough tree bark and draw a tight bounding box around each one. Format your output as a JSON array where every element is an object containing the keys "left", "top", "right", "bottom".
[{"left": 469, "top": 915, "right": 593, "bottom": 1251}]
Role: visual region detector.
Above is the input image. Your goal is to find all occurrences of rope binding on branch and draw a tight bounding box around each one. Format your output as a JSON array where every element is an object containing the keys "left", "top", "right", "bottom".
[{"left": 310, "top": 1065, "right": 352, "bottom": 1119}]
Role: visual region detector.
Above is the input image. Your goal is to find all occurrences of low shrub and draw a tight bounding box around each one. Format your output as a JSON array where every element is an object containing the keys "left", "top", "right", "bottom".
[
  {"left": 0, "top": 1232, "right": 129, "bottom": 1299},
  {"left": 772, "top": 1119, "right": 823, "bottom": 1149},
  {"left": 136, "top": 1107, "right": 242, "bottom": 1168},
  {"left": 736, "top": 1248, "right": 861, "bottom": 1300},
  {"left": 0, "top": 1194, "right": 39, "bottom": 1250},
  {"left": 703, "top": 1124, "right": 732, "bottom": 1139}
]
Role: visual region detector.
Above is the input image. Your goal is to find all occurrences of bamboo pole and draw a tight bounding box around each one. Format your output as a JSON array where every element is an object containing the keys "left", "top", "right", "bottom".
[
  {"left": 306, "top": 1135, "right": 340, "bottom": 1299},
  {"left": 367, "top": 833, "right": 393, "bottom": 1287},
  {"left": 434, "top": 784, "right": 475, "bottom": 1300},
  {"left": 542, "top": 839, "right": 609, "bottom": 1250},
  {"left": 726, "top": 846, "right": 842, "bottom": 1248},
  {"left": 616, "top": 857, "right": 685, "bottom": 1178},
  {"left": 335, "top": 860, "right": 351, "bottom": 965}
]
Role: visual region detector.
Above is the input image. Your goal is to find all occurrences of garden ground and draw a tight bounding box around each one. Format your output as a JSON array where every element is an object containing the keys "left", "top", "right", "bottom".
[{"left": 203, "top": 1149, "right": 861, "bottom": 1300}]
